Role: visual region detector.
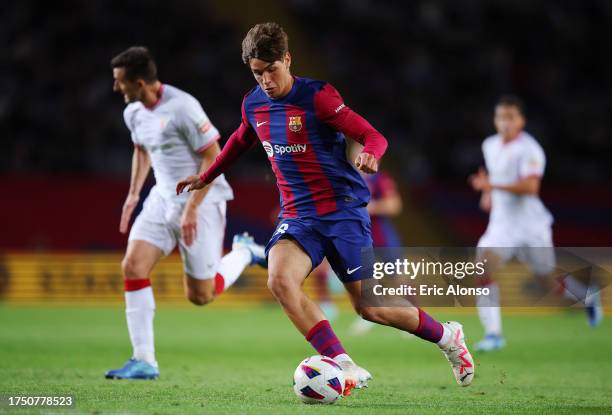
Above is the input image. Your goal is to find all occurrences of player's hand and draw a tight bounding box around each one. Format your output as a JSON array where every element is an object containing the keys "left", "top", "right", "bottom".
[
  {"left": 119, "top": 194, "right": 140, "bottom": 234},
  {"left": 479, "top": 191, "right": 492, "bottom": 212},
  {"left": 469, "top": 167, "right": 491, "bottom": 192},
  {"left": 355, "top": 152, "right": 379, "bottom": 174},
  {"left": 180, "top": 206, "right": 198, "bottom": 247},
  {"left": 176, "top": 175, "right": 206, "bottom": 195}
]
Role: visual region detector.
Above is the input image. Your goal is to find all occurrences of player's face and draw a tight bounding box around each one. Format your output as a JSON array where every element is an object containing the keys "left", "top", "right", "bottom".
[
  {"left": 112, "top": 67, "right": 144, "bottom": 103},
  {"left": 494, "top": 105, "right": 525, "bottom": 140},
  {"left": 249, "top": 53, "right": 293, "bottom": 99}
]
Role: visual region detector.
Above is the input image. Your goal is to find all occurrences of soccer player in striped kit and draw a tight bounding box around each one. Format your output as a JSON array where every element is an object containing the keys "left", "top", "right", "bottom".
[{"left": 177, "top": 23, "right": 475, "bottom": 392}]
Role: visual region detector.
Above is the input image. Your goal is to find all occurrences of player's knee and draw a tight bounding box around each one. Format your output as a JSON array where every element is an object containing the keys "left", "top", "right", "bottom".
[
  {"left": 187, "top": 289, "right": 215, "bottom": 306},
  {"left": 267, "top": 273, "right": 297, "bottom": 300},
  {"left": 121, "top": 255, "right": 144, "bottom": 279}
]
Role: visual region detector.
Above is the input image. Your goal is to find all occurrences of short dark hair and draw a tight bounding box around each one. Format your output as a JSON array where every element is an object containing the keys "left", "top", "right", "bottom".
[
  {"left": 241, "top": 22, "right": 289, "bottom": 65},
  {"left": 496, "top": 94, "right": 525, "bottom": 116},
  {"left": 110, "top": 46, "right": 158, "bottom": 83}
]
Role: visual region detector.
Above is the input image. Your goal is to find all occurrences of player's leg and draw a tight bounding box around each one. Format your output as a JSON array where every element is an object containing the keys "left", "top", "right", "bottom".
[
  {"left": 313, "top": 260, "right": 338, "bottom": 321},
  {"left": 325, "top": 222, "right": 444, "bottom": 338},
  {"left": 325, "top": 219, "right": 473, "bottom": 386},
  {"left": 525, "top": 228, "right": 603, "bottom": 327},
  {"left": 342, "top": 280, "right": 474, "bottom": 386},
  {"left": 105, "top": 239, "right": 164, "bottom": 379},
  {"left": 180, "top": 202, "right": 265, "bottom": 305},
  {"left": 106, "top": 191, "right": 175, "bottom": 380},
  {"left": 268, "top": 238, "right": 324, "bottom": 331},
  {"left": 266, "top": 226, "right": 367, "bottom": 395},
  {"left": 473, "top": 227, "right": 514, "bottom": 351},
  {"left": 473, "top": 248, "right": 507, "bottom": 351}
]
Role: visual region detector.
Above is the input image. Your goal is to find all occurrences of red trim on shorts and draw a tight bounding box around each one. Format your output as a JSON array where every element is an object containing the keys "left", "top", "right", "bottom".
[{"left": 124, "top": 278, "right": 152, "bottom": 291}]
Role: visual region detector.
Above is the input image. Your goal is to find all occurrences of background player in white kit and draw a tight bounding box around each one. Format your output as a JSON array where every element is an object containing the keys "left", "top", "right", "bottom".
[
  {"left": 470, "top": 95, "right": 603, "bottom": 352},
  {"left": 105, "top": 47, "right": 265, "bottom": 379}
]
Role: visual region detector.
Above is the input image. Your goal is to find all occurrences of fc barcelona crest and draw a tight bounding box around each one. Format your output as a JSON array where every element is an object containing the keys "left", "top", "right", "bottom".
[{"left": 288, "top": 116, "right": 303, "bottom": 132}]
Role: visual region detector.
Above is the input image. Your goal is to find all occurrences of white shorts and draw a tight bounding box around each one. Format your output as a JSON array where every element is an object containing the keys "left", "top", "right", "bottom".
[
  {"left": 129, "top": 188, "right": 226, "bottom": 279},
  {"left": 477, "top": 223, "right": 556, "bottom": 275}
]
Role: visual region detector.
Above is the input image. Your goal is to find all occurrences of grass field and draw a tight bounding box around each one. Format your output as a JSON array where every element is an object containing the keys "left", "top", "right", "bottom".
[{"left": 0, "top": 305, "right": 611, "bottom": 414}]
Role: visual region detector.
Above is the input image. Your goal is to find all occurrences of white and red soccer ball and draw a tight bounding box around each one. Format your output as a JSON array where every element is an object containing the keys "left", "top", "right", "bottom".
[{"left": 293, "top": 355, "right": 346, "bottom": 404}]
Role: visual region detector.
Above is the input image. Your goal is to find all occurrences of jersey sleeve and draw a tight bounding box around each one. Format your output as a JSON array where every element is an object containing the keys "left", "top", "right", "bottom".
[
  {"left": 179, "top": 96, "right": 221, "bottom": 153},
  {"left": 123, "top": 107, "right": 140, "bottom": 145},
  {"left": 199, "top": 97, "right": 258, "bottom": 184},
  {"left": 313, "top": 83, "right": 388, "bottom": 159},
  {"left": 519, "top": 141, "right": 546, "bottom": 178}
]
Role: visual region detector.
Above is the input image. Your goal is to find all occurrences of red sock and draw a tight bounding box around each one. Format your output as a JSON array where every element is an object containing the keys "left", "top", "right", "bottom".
[
  {"left": 413, "top": 308, "right": 444, "bottom": 343},
  {"left": 305, "top": 320, "right": 346, "bottom": 358},
  {"left": 124, "top": 278, "right": 151, "bottom": 291},
  {"left": 214, "top": 273, "right": 225, "bottom": 295}
]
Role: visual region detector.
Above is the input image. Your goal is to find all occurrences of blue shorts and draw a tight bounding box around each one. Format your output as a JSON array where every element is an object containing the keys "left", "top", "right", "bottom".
[{"left": 265, "top": 212, "right": 373, "bottom": 283}]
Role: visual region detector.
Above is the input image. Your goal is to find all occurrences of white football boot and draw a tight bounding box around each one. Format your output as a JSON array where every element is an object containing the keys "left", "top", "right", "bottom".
[
  {"left": 439, "top": 321, "right": 475, "bottom": 386},
  {"left": 232, "top": 232, "right": 267, "bottom": 267},
  {"left": 337, "top": 360, "right": 372, "bottom": 395}
]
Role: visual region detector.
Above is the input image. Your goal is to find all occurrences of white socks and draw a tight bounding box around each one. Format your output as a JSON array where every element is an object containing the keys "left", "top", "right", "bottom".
[
  {"left": 476, "top": 281, "right": 502, "bottom": 336},
  {"left": 125, "top": 286, "right": 157, "bottom": 366},
  {"left": 561, "top": 274, "right": 592, "bottom": 305},
  {"left": 437, "top": 324, "right": 452, "bottom": 347},
  {"left": 333, "top": 353, "right": 353, "bottom": 364},
  {"left": 122, "top": 247, "right": 251, "bottom": 368},
  {"left": 216, "top": 248, "right": 251, "bottom": 292}
]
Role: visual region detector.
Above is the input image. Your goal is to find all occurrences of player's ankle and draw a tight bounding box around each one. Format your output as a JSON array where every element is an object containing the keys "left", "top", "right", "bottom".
[
  {"left": 436, "top": 323, "right": 452, "bottom": 348},
  {"left": 133, "top": 350, "right": 157, "bottom": 367},
  {"left": 333, "top": 353, "right": 353, "bottom": 364}
]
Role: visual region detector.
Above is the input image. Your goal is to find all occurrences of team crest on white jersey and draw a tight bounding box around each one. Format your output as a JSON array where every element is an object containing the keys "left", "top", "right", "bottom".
[
  {"left": 288, "top": 116, "right": 302, "bottom": 132},
  {"left": 263, "top": 141, "right": 274, "bottom": 157},
  {"left": 159, "top": 116, "right": 170, "bottom": 130}
]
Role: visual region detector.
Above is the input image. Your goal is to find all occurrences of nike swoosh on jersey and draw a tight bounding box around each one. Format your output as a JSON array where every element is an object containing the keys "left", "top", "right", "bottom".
[
  {"left": 256, "top": 121, "right": 268, "bottom": 127},
  {"left": 346, "top": 266, "right": 362, "bottom": 275}
]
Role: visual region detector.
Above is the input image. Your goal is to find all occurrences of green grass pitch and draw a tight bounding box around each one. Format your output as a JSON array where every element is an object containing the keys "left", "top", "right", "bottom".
[{"left": 0, "top": 305, "right": 610, "bottom": 414}]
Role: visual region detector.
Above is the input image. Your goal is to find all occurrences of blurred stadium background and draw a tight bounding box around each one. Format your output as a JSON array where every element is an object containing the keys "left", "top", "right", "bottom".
[{"left": 1, "top": 0, "right": 611, "bottom": 306}]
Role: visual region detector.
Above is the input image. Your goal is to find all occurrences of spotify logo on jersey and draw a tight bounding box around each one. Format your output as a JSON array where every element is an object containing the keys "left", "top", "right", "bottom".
[
  {"left": 262, "top": 141, "right": 307, "bottom": 158},
  {"left": 263, "top": 141, "right": 274, "bottom": 157}
]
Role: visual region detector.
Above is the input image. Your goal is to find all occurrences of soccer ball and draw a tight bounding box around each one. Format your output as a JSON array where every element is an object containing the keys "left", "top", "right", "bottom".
[{"left": 293, "top": 355, "right": 345, "bottom": 404}]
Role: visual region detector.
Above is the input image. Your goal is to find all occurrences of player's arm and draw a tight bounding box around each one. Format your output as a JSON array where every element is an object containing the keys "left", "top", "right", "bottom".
[
  {"left": 479, "top": 191, "right": 491, "bottom": 212},
  {"left": 185, "top": 143, "right": 221, "bottom": 210},
  {"left": 470, "top": 166, "right": 541, "bottom": 195},
  {"left": 493, "top": 176, "right": 541, "bottom": 195},
  {"left": 314, "top": 84, "right": 388, "bottom": 174},
  {"left": 180, "top": 142, "right": 223, "bottom": 246},
  {"left": 368, "top": 174, "right": 402, "bottom": 217},
  {"left": 120, "top": 144, "right": 151, "bottom": 234},
  {"left": 177, "top": 99, "right": 258, "bottom": 194}
]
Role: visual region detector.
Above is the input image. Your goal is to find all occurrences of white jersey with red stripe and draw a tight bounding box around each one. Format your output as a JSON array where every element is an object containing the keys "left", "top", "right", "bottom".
[
  {"left": 482, "top": 131, "right": 553, "bottom": 229},
  {"left": 123, "top": 84, "right": 233, "bottom": 203}
]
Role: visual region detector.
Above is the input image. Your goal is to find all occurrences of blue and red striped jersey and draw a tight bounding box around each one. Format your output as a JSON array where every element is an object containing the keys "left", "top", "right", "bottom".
[{"left": 200, "top": 76, "right": 388, "bottom": 220}]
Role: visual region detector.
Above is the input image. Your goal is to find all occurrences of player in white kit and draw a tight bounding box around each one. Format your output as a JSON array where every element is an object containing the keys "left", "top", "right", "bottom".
[
  {"left": 105, "top": 47, "right": 266, "bottom": 379},
  {"left": 470, "top": 96, "right": 603, "bottom": 352}
]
